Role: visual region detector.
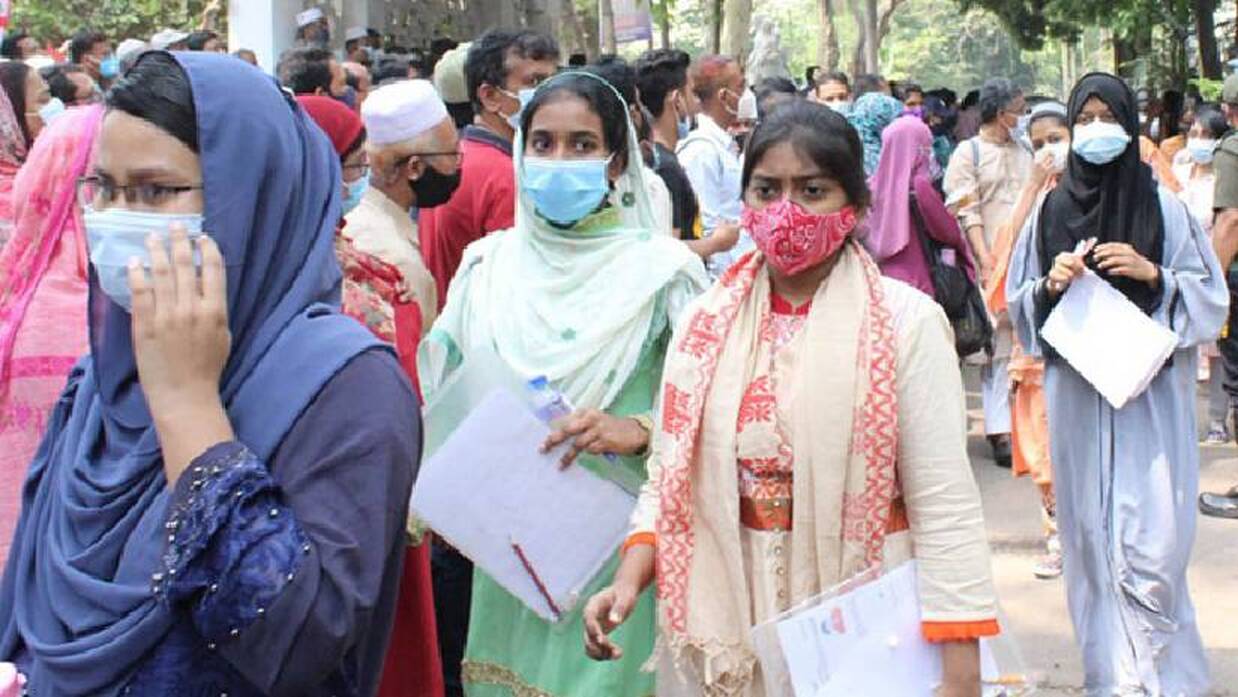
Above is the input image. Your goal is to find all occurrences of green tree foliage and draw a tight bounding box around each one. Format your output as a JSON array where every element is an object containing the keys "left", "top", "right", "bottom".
[
  {"left": 955, "top": 0, "right": 1088, "bottom": 49},
  {"left": 662, "top": 0, "right": 1218, "bottom": 94},
  {"left": 957, "top": 0, "right": 1220, "bottom": 87},
  {"left": 883, "top": 1, "right": 1062, "bottom": 93},
  {"left": 668, "top": 0, "right": 1069, "bottom": 94},
  {"left": 10, "top": 0, "right": 212, "bottom": 46}
]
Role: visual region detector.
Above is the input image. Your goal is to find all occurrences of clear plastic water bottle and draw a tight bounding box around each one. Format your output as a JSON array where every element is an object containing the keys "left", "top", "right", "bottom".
[
  {"left": 527, "top": 376, "right": 572, "bottom": 426},
  {"left": 526, "top": 376, "right": 617, "bottom": 463}
]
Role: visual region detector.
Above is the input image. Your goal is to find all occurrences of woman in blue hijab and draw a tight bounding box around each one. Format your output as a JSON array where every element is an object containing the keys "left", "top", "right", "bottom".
[
  {"left": 848, "top": 92, "right": 906, "bottom": 176},
  {"left": 0, "top": 51, "right": 419, "bottom": 696}
]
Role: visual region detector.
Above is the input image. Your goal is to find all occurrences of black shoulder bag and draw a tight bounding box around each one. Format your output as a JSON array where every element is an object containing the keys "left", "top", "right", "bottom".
[{"left": 909, "top": 193, "right": 994, "bottom": 357}]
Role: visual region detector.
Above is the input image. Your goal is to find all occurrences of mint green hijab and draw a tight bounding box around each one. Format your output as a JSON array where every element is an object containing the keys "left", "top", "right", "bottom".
[{"left": 420, "top": 72, "right": 708, "bottom": 410}]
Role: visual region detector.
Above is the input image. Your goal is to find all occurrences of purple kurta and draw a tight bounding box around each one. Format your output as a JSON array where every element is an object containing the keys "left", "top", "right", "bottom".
[{"left": 873, "top": 174, "right": 974, "bottom": 296}]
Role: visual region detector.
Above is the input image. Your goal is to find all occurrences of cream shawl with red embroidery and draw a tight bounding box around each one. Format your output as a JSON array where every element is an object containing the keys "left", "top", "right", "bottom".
[{"left": 653, "top": 241, "right": 898, "bottom": 694}]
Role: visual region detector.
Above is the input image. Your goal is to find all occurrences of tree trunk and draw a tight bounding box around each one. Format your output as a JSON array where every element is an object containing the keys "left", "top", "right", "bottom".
[
  {"left": 863, "top": 0, "right": 879, "bottom": 73},
  {"left": 199, "top": 0, "right": 222, "bottom": 30},
  {"left": 1114, "top": 35, "right": 1135, "bottom": 80},
  {"left": 600, "top": 0, "right": 617, "bottom": 54},
  {"left": 817, "top": 0, "right": 840, "bottom": 72},
  {"left": 709, "top": 0, "right": 723, "bottom": 54},
  {"left": 1195, "top": 0, "right": 1222, "bottom": 79},
  {"left": 563, "top": 0, "right": 588, "bottom": 58},
  {"left": 720, "top": 0, "right": 752, "bottom": 60},
  {"left": 876, "top": 0, "right": 904, "bottom": 45},
  {"left": 846, "top": 0, "right": 866, "bottom": 76},
  {"left": 659, "top": 0, "right": 672, "bottom": 49},
  {"left": 577, "top": 0, "right": 602, "bottom": 60},
  {"left": 872, "top": 0, "right": 906, "bottom": 68},
  {"left": 1060, "top": 39, "right": 1072, "bottom": 101}
]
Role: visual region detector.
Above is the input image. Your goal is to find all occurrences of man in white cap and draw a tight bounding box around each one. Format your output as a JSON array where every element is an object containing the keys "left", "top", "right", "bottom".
[
  {"left": 346, "top": 80, "right": 460, "bottom": 332},
  {"left": 116, "top": 38, "right": 149, "bottom": 74},
  {"left": 344, "top": 26, "right": 370, "bottom": 66},
  {"left": 434, "top": 42, "right": 472, "bottom": 129},
  {"left": 295, "top": 7, "right": 329, "bottom": 48},
  {"left": 149, "top": 28, "right": 190, "bottom": 51}
]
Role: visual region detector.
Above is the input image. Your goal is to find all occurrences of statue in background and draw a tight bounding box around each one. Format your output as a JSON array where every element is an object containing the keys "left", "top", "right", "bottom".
[{"left": 745, "top": 16, "right": 791, "bottom": 86}]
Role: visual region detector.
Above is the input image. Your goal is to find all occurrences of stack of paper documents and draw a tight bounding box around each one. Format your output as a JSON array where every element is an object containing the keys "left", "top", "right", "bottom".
[
  {"left": 752, "top": 562, "right": 1014, "bottom": 697},
  {"left": 1041, "top": 270, "right": 1178, "bottom": 409},
  {"left": 410, "top": 387, "right": 636, "bottom": 622}
]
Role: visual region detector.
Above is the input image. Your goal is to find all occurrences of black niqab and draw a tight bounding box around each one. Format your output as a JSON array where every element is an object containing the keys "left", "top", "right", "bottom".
[{"left": 1037, "top": 72, "right": 1165, "bottom": 314}]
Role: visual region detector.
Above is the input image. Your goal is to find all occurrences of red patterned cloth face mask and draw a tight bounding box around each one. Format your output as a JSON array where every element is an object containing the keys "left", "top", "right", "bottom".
[{"left": 741, "top": 198, "right": 859, "bottom": 276}]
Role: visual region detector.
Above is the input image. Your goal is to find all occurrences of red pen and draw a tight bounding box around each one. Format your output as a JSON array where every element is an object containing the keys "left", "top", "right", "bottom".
[{"left": 511, "top": 538, "right": 561, "bottom": 621}]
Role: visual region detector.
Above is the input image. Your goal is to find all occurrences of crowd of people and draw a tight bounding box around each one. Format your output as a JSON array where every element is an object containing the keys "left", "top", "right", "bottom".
[{"left": 0, "top": 9, "right": 1234, "bottom": 697}]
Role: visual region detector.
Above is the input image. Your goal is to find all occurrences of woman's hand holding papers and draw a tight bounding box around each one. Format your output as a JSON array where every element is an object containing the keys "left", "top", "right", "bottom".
[
  {"left": 541, "top": 409, "right": 651, "bottom": 469},
  {"left": 1046, "top": 238, "right": 1096, "bottom": 297},
  {"left": 1093, "top": 242, "right": 1160, "bottom": 286}
]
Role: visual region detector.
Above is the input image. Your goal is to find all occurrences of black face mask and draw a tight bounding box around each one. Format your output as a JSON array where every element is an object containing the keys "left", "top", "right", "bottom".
[{"left": 410, "top": 162, "right": 462, "bottom": 209}]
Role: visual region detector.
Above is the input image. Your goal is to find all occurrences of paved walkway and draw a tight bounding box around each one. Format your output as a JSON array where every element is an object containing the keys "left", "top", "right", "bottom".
[{"left": 966, "top": 373, "right": 1238, "bottom": 696}]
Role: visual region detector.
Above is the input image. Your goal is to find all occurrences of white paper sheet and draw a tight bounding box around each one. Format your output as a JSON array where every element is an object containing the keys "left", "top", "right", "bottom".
[
  {"left": 410, "top": 387, "right": 636, "bottom": 622},
  {"left": 766, "top": 562, "right": 1004, "bottom": 697},
  {"left": 1041, "top": 270, "right": 1178, "bottom": 409},
  {"left": 773, "top": 562, "right": 941, "bottom": 697},
  {"left": 421, "top": 343, "right": 533, "bottom": 460}
]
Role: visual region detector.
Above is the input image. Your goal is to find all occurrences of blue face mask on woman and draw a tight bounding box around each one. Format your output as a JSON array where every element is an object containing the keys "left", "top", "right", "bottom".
[
  {"left": 522, "top": 156, "right": 612, "bottom": 227},
  {"left": 1187, "top": 138, "right": 1217, "bottom": 165},
  {"left": 1072, "top": 121, "right": 1131, "bottom": 165},
  {"left": 84, "top": 208, "right": 206, "bottom": 310},
  {"left": 36, "top": 98, "right": 66, "bottom": 127},
  {"left": 341, "top": 177, "right": 368, "bottom": 215}
]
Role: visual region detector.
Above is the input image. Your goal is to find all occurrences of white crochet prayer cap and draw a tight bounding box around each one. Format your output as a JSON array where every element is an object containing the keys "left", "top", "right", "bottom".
[
  {"left": 117, "top": 39, "right": 148, "bottom": 63},
  {"left": 149, "top": 29, "right": 189, "bottom": 50},
  {"left": 362, "top": 79, "right": 450, "bottom": 146},
  {"left": 296, "top": 7, "right": 325, "bottom": 28}
]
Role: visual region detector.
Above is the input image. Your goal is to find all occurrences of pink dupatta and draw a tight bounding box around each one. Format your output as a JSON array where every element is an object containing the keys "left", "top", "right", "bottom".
[
  {"left": 0, "top": 84, "right": 29, "bottom": 244},
  {"left": 0, "top": 105, "right": 100, "bottom": 566},
  {"left": 865, "top": 116, "right": 929, "bottom": 263}
]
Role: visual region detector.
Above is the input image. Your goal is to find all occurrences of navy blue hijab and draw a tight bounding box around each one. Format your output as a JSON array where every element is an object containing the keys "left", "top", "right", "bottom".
[{"left": 0, "top": 52, "right": 383, "bottom": 694}]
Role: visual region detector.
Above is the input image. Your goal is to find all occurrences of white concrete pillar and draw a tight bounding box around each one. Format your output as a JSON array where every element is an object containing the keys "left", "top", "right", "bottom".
[{"left": 228, "top": 0, "right": 302, "bottom": 75}]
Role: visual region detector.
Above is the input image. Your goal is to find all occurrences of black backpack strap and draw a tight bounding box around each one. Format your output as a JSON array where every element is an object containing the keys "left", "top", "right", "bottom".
[{"left": 908, "top": 193, "right": 938, "bottom": 267}]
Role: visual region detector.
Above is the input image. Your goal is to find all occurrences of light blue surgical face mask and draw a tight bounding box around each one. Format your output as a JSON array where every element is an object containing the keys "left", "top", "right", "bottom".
[
  {"left": 677, "top": 117, "right": 691, "bottom": 140},
  {"left": 342, "top": 176, "right": 368, "bottom": 215},
  {"left": 1187, "top": 138, "right": 1217, "bottom": 165},
  {"left": 522, "top": 156, "right": 612, "bottom": 227},
  {"left": 823, "top": 99, "right": 852, "bottom": 116},
  {"left": 99, "top": 55, "right": 120, "bottom": 80},
  {"left": 84, "top": 208, "right": 206, "bottom": 311},
  {"left": 501, "top": 87, "right": 537, "bottom": 133},
  {"left": 36, "top": 97, "right": 66, "bottom": 127},
  {"left": 1072, "top": 121, "right": 1132, "bottom": 165},
  {"left": 1013, "top": 113, "right": 1030, "bottom": 142}
]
